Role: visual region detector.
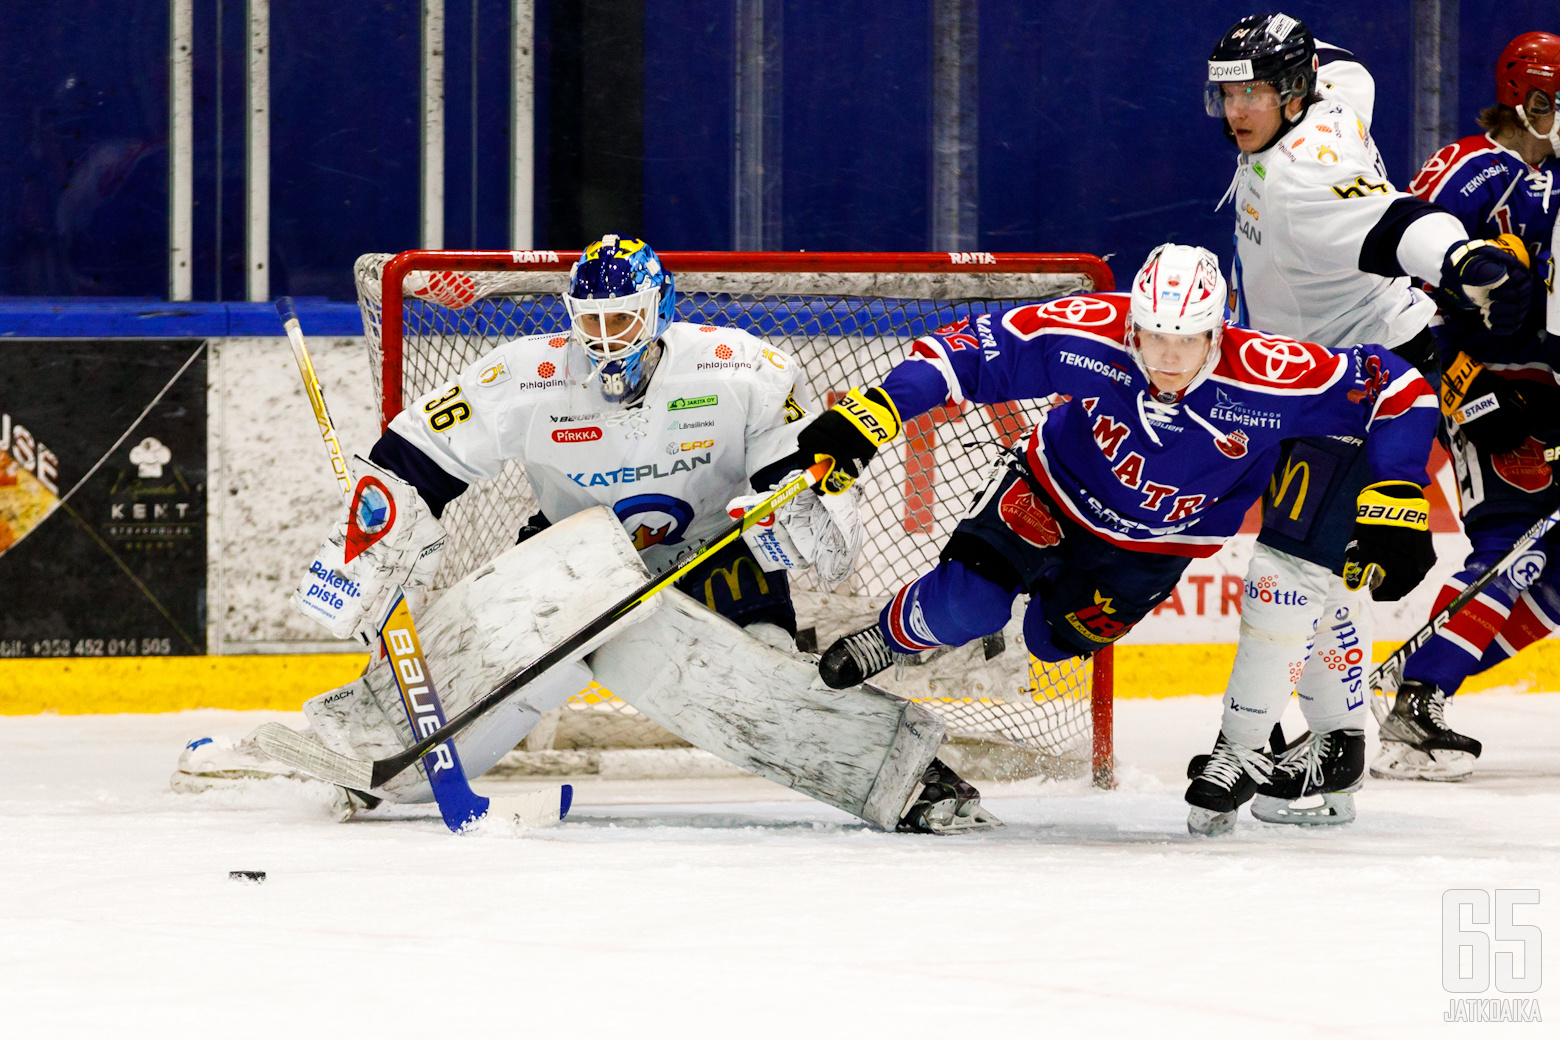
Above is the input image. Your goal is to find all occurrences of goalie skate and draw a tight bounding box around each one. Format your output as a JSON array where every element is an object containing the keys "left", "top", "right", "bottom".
[
  {"left": 1251, "top": 729, "right": 1363, "bottom": 827},
  {"left": 171, "top": 734, "right": 378, "bottom": 822},
  {"left": 897, "top": 758, "right": 1002, "bottom": 834}
]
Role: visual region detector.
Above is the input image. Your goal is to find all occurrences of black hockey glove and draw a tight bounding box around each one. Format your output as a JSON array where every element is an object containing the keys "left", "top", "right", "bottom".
[
  {"left": 796, "top": 387, "right": 902, "bottom": 494},
  {"left": 1439, "top": 351, "right": 1532, "bottom": 455},
  {"left": 1343, "top": 481, "right": 1436, "bottom": 602},
  {"left": 1440, "top": 235, "right": 1532, "bottom": 337}
]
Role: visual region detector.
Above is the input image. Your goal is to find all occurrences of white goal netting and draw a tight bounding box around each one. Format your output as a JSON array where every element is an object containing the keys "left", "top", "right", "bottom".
[{"left": 355, "top": 251, "right": 1114, "bottom": 783}]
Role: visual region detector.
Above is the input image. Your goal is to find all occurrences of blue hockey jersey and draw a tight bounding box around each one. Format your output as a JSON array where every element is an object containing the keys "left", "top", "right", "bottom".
[
  {"left": 877, "top": 293, "right": 1438, "bottom": 558},
  {"left": 1410, "top": 134, "right": 1559, "bottom": 367},
  {"left": 1410, "top": 134, "right": 1558, "bottom": 261}
]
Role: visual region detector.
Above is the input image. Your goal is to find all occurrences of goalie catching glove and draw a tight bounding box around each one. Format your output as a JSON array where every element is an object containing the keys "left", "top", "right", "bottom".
[
  {"left": 794, "top": 387, "right": 902, "bottom": 494},
  {"left": 1440, "top": 234, "right": 1532, "bottom": 337},
  {"left": 291, "top": 456, "right": 447, "bottom": 643},
  {"left": 1342, "top": 481, "right": 1435, "bottom": 602},
  {"left": 727, "top": 473, "right": 865, "bottom": 585}
]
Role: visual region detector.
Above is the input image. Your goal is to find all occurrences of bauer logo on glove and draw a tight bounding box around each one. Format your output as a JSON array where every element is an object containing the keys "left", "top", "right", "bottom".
[{"left": 1344, "top": 481, "right": 1435, "bottom": 602}]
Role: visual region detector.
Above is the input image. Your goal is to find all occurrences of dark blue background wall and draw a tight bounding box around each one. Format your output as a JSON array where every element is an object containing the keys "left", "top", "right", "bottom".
[{"left": 1, "top": 0, "right": 1551, "bottom": 301}]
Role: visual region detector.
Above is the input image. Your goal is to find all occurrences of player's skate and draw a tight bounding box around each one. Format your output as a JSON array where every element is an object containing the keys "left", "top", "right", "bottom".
[
  {"left": 1371, "top": 680, "right": 1481, "bottom": 782},
  {"left": 819, "top": 623, "right": 897, "bottom": 689},
  {"left": 171, "top": 733, "right": 378, "bottom": 822},
  {"left": 897, "top": 758, "right": 1002, "bottom": 833},
  {"left": 1185, "top": 731, "right": 1274, "bottom": 836},
  {"left": 1251, "top": 729, "right": 1364, "bottom": 826}
]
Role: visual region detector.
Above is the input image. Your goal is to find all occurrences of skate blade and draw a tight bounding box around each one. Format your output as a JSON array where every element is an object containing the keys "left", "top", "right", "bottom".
[
  {"left": 1187, "top": 806, "right": 1237, "bottom": 837},
  {"left": 1251, "top": 791, "right": 1356, "bottom": 826},
  {"left": 1369, "top": 741, "right": 1474, "bottom": 782},
  {"left": 907, "top": 797, "right": 1004, "bottom": 834}
]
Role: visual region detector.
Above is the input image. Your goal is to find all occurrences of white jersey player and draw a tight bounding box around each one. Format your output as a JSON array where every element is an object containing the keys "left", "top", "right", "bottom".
[
  {"left": 1186, "top": 13, "right": 1532, "bottom": 834},
  {"left": 168, "top": 235, "right": 999, "bottom": 833},
  {"left": 299, "top": 233, "right": 862, "bottom": 652}
]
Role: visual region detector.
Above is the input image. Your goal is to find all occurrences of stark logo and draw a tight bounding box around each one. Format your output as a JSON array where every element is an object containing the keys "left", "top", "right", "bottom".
[
  {"left": 1064, "top": 590, "right": 1129, "bottom": 644},
  {"left": 997, "top": 480, "right": 1061, "bottom": 547}
]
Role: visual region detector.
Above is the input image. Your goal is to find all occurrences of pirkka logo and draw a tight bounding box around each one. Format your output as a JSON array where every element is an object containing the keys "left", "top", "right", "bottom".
[{"left": 552, "top": 426, "right": 603, "bottom": 443}]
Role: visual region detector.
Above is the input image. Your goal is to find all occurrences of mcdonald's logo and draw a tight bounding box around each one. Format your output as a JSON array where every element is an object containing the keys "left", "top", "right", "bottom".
[
  {"left": 703, "top": 556, "right": 771, "bottom": 610},
  {"left": 1269, "top": 458, "right": 1310, "bottom": 521}
]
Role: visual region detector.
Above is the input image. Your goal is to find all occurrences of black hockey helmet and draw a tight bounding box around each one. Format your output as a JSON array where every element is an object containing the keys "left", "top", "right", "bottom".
[{"left": 1205, "top": 13, "right": 1318, "bottom": 141}]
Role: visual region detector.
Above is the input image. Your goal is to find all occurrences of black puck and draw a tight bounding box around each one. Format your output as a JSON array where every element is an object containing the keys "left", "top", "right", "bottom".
[{"left": 229, "top": 870, "right": 266, "bottom": 883}]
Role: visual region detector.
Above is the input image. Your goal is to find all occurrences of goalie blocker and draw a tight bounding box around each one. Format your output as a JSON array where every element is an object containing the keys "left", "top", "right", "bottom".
[{"left": 271, "top": 506, "right": 963, "bottom": 831}]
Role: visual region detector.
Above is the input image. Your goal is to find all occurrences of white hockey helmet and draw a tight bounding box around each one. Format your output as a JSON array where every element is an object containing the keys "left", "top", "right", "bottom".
[{"left": 1128, "top": 243, "right": 1228, "bottom": 392}]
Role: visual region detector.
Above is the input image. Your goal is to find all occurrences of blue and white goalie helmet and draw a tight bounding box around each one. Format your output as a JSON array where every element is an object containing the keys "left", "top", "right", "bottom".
[{"left": 564, "top": 234, "right": 676, "bottom": 404}]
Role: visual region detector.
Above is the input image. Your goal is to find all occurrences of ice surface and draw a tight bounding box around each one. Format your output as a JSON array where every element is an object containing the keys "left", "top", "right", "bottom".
[{"left": 3, "top": 695, "right": 1557, "bottom": 1037}]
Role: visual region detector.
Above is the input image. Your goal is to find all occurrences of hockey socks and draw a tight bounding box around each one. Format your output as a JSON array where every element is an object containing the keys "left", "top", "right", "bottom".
[{"left": 878, "top": 561, "right": 1016, "bottom": 656}]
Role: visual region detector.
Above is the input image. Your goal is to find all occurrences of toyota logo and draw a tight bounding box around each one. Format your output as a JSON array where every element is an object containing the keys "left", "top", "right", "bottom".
[
  {"left": 1239, "top": 336, "right": 1318, "bottom": 384},
  {"left": 1036, "top": 296, "right": 1119, "bottom": 327}
]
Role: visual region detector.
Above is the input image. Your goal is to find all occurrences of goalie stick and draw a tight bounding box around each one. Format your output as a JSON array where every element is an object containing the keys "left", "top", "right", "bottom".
[
  {"left": 377, "top": 587, "right": 572, "bottom": 831},
  {"left": 271, "top": 298, "right": 570, "bottom": 829},
  {"left": 256, "top": 457, "right": 833, "bottom": 791},
  {"left": 1370, "top": 502, "right": 1560, "bottom": 724}
]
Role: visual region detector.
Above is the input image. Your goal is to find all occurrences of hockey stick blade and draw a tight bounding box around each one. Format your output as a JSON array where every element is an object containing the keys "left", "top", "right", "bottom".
[
  {"left": 1368, "top": 503, "right": 1560, "bottom": 723},
  {"left": 259, "top": 461, "right": 832, "bottom": 792},
  {"left": 254, "top": 722, "right": 373, "bottom": 790}
]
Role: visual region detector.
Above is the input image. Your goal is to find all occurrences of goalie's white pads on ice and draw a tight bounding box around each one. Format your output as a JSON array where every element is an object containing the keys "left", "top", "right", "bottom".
[
  {"left": 170, "top": 734, "right": 373, "bottom": 821},
  {"left": 727, "top": 477, "right": 864, "bottom": 585},
  {"left": 301, "top": 506, "right": 657, "bottom": 802},
  {"left": 291, "top": 455, "right": 448, "bottom": 642},
  {"left": 590, "top": 589, "right": 945, "bottom": 830}
]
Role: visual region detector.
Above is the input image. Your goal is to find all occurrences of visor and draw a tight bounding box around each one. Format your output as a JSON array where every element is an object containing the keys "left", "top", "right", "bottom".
[{"left": 1204, "top": 80, "right": 1284, "bottom": 118}]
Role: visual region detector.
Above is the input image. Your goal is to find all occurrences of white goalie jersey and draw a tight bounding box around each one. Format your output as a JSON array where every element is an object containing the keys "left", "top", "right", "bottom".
[{"left": 387, "top": 321, "right": 816, "bottom": 574}]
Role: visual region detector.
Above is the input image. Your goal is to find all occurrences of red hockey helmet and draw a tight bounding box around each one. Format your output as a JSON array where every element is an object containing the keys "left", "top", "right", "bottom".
[{"left": 1496, "top": 32, "right": 1560, "bottom": 110}]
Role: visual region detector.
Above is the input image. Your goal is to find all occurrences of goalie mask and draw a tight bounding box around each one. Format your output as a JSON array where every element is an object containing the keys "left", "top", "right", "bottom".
[
  {"left": 564, "top": 234, "right": 676, "bottom": 407},
  {"left": 1127, "top": 244, "right": 1227, "bottom": 397}
]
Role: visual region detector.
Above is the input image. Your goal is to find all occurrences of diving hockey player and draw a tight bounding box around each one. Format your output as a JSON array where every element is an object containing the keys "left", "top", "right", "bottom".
[
  {"left": 803, "top": 242, "right": 1438, "bottom": 840},
  {"left": 1190, "top": 13, "right": 1532, "bottom": 830},
  {"left": 1375, "top": 31, "right": 1560, "bottom": 781},
  {"left": 175, "top": 235, "right": 987, "bottom": 833}
]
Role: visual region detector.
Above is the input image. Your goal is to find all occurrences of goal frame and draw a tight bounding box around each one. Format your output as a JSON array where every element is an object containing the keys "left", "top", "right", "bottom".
[{"left": 367, "top": 248, "right": 1119, "bottom": 788}]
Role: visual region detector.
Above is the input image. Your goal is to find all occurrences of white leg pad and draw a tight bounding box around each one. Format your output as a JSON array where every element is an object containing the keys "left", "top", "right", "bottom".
[
  {"left": 1296, "top": 576, "right": 1373, "bottom": 734},
  {"left": 302, "top": 506, "right": 655, "bottom": 803},
  {"left": 590, "top": 590, "right": 946, "bottom": 830},
  {"left": 1221, "top": 544, "right": 1332, "bottom": 747}
]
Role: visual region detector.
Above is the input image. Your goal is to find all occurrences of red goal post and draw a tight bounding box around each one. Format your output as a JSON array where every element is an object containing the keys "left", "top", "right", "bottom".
[{"left": 359, "top": 248, "right": 1118, "bottom": 787}]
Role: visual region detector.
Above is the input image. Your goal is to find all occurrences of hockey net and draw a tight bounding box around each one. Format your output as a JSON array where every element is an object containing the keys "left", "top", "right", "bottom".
[{"left": 356, "top": 250, "right": 1117, "bottom": 786}]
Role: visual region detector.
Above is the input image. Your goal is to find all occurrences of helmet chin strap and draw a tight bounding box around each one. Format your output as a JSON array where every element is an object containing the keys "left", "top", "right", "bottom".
[{"left": 1516, "top": 104, "right": 1560, "bottom": 158}]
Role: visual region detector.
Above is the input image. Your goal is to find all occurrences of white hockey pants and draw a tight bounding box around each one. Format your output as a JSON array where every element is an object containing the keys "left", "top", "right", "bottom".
[{"left": 1221, "top": 543, "right": 1372, "bottom": 749}]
